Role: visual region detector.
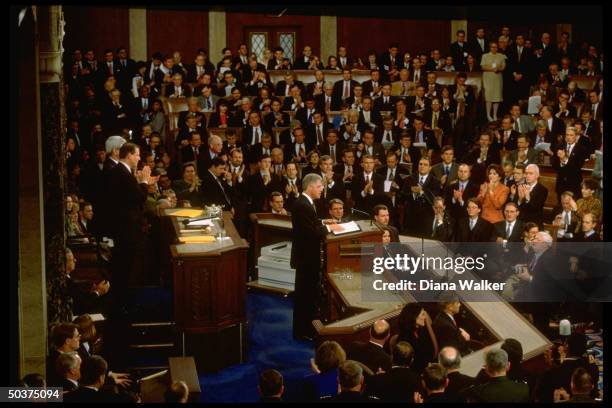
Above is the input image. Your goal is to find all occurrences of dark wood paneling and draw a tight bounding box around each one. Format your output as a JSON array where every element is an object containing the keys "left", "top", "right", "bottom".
[
  {"left": 337, "top": 18, "right": 451, "bottom": 62},
  {"left": 226, "top": 12, "right": 320, "bottom": 59},
  {"left": 63, "top": 6, "right": 129, "bottom": 58},
  {"left": 147, "top": 9, "right": 209, "bottom": 63}
]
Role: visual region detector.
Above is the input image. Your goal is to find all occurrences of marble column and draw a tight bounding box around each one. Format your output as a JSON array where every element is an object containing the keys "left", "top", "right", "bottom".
[
  {"left": 129, "top": 8, "right": 147, "bottom": 62},
  {"left": 320, "top": 16, "right": 337, "bottom": 64},
  {"left": 209, "top": 9, "right": 227, "bottom": 64}
]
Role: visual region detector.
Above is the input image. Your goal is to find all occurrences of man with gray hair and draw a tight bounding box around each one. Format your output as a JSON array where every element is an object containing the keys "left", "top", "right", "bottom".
[
  {"left": 513, "top": 163, "right": 548, "bottom": 226},
  {"left": 467, "top": 348, "right": 529, "bottom": 402},
  {"left": 56, "top": 352, "right": 81, "bottom": 392},
  {"left": 323, "top": 360, "right": 379, "bottom": 402},
  {"left": 438, "top": 346, "right": 475, "bottom": 402},
  {"left": 290, "top": 173, "right": 342, "bottom": 340},
  {"left": 104, "top": 135, "right": 126, "bottom": 171}
]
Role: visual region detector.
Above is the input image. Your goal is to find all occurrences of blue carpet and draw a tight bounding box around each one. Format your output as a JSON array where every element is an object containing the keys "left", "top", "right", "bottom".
[
  {"left": 198, "top": 293, "right": 314, "bottom": 403},
  {"left": 127, "top": 288, "right": 314, "bottom": 402}
]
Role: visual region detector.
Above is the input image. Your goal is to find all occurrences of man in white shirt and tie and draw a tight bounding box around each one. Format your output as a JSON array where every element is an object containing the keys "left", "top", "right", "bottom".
[
  {"left": 493, "top": 202, "right": 523, "bottom": 245},
  {"left": 554, "top": 191, "right": 577, "bottom": 240},
  {"left": 103, "top": 49, "right": 114, "bottom": 76}
]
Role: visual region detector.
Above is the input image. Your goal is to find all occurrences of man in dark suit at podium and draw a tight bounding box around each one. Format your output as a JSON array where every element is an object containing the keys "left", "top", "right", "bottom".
[{"left": 290, "top": 173, "right": 342, "bottom": 340}]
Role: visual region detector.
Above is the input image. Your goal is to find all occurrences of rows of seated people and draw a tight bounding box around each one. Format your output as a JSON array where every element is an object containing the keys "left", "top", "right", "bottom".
[{"left": 31, "top": 297, "right": 601, "bottom": 402}]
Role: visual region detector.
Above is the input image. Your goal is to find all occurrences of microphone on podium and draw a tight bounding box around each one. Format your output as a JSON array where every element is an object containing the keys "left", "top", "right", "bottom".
[{"left": 351, "top": 208, "right": 373, "bottom": 226}]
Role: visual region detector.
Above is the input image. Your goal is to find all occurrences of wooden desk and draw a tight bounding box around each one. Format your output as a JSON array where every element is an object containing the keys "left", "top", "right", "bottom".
[
  {"left": 314, "top": 234, "right": 552, "bottom": 377},
  {"left": 249, "top": 213, "right": 293, "bottom": 289},
  {"left": 163, "top": 209, "right": 249, "bottom": 372}
]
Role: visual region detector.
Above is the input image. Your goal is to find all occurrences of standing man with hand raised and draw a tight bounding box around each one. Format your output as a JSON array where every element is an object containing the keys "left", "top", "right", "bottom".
[{"left": 291, "top": 174, "right": 342, "bottom": 340}]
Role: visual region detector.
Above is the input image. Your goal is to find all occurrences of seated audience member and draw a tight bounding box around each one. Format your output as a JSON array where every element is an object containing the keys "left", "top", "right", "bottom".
[
  {"left": 78, "top": 202, "right": 94, "bottom": 235},
  {"left": 466, "top": 348, "right": 529, "bottom": 403},
  {"left": 432, "top": 293, "right": 471, "bottom": 355},
  {"left": 438, "top": 346, "right": 475, "bottom": 402},
  {"left": 268, "top": 191, "right": 288, "bottom": 215},
  {"left": 346, "top": 319, "right": 392, "bottom": 374},
  {"left": 453, "top": 198, "right": 493, "bottom": 242},
  {"left": 395, "top": 303, "right": 436, "bottom": 373},
  {"left": 574, "top": 211, "right": 600, "bottom": 242},
  {"left": 553, "top": 368, "right": 598, "bottom": 403},
  {"left": 366, "top": 341, "right": 419, "bottom": 403},
  {"left": 322, "top": 360, "right": 379, "bottom": 402},
  {"left": 73, "top": 314, "right": 100, "bottom": 361},
  {"left": 258, "top": 369, "right": 284, "bottom": 403},
  {"left": 165, "top": 380, "right": 189, "bottom": 403},
  {"left": 56, "top": 352, "right": 81, "bottom": 392},
  {"left": 64, "top": 355, "right": 119, "bottom": 403},
  {"left": 172, "top": 163, "right": 203, "bottom": 208},
  {"left": 553, "top": 191, "right": 580, "bottom": 241},
  {"left": 65, "top": 248, "right": 110, "bottom": 316},
  {"left": 301, "top": 341, "right": 346, "bottom": 401},
  {"left": 491, "top": 202, "right": 525, "bottom": 243},
  {"left": 414, "top": 363, "right": 451, "bottom": 403},
  {"left": 328, "top": 199, "right": 348, "bottom": 223},
  {"left": 373, "top": 204, "right": 399, "bottom": 241},
  {"left": 302, "top": 150, "right": 321, "bottom": 177}
]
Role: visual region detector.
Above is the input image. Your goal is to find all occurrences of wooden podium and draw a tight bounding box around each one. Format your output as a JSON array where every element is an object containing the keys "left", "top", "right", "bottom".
[{"left": 163, "top": 209, "right": 249, "bottom": 372}]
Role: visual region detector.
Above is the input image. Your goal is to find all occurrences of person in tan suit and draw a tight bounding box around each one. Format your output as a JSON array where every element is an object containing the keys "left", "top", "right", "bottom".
[
  {"left": 391, "top": 68, "right": 416, "bottom": 97},
  {"left": 477, "top": 164, "right": 509, "bottom": 224}
]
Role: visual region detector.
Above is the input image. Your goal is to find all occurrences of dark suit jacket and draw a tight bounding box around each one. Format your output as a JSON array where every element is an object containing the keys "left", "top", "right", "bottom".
[
  {"left": 432, "top": 312, "right": 469, "bottom": 354},
  {"left": 246, "top": 172, "right": 282, "bottom": 213},
  {"left": 200, "top": 169, "right": 232, "bottom": 209},
  {"left": 165, "top": 84, "right": 192, "bottom": 98},
  {"left": 491, "top": 220, "right": 525, "bottom": 242},
  {"left": 373, "top": 96, "right": 397, "bottom": 114},
  {"left": 317, "top": 142, "right": 346, "bottom": 162},
  {"left": 514, "top": 182, "right": 548, "bottom": 226},
  {"left": 551, "top": 143, "right": 589, "bottom": 196},
  {"left": 453, "top": 217, "right": 493, "bottom": 243},
  {"left": 351, "top": 172, "right": 386, "bottom": 215},
  {"left": 444, "top": 181, "right": 480, "bottom": 220},
  {"left": 347, "top": 341, "right": 392, "bottom": 374},
  {"left": 423, "top": 109, "right": 452, "bottom": 137},
  {"left": 290, "top": 194, "right": 328, "bottom": 269},
  {"left": 314, "top": 93, "right": 341, "bottom": 112},
  {"left": 461, "top": 146, "right": 501, "bottom": 185},
  {"left": 467, "top": 376, "right": 529, "bottom": 403},
  {"left": 365, "top": 367, "right": 419, "bottom": 402},
  {"left": 450, "top": 42, "right": 470, "bottom": 70},
  {"left": 105, "top": 163, "right": 147, "bottom": 243},
  {"left": 306, "top": 122, "right": 333, "bottom": 146},
  {"left": 445, "top": 371, "right": 476, "bottom": 402},
  {"left": 284, "top": 142, "right": 313, "bottom": 164},
  {"left": 332, "top": 79, "right": 359, "bottom": 101},
  {"left": 400, "top": 173, "right": 441, "bottom": 236},
  {"left": 315, "top": 173, "right": 346, "bottom": 216},
  {"left": 263, "top": 110, "right": 290, "bottom": 130},
  {"left": 179, "top": 145, "right": 201, "bottom": 165},
  {"left": 410, "top": 128, "right": 440, "bottom": 152}
]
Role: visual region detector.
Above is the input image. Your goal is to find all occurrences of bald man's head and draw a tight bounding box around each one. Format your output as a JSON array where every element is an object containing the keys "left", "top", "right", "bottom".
[
  {"left": 370, "top": 319, "right": 390, "bottom": 342},
  {"left": 438, "top": 346, "right": 461, "bottom": 371}
]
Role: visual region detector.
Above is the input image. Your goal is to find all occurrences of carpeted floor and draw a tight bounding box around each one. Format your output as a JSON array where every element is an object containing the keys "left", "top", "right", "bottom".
[{"left": 197, "top": 293, "right": 314, "bottom": 403}]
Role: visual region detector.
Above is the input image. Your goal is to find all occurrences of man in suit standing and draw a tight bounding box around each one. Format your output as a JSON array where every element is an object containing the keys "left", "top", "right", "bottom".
[
  {"left": 427, "top": 196, "right": 454, "bottom": 241},
  {"left": 450, "top": 30, "right": 469, "bottom": 71},
  {"left": 461, "top": 133, "right": 501, "bottom": 185},
  {"left": 201, "top": 157, "right": 233, "bottom": 211},
  {"left": 333, "top": 69, "right": 359, "bottom": 103},
  {"left": 509, "top": 104, "right": 535, "bottom": 135},
  {"left": 491, "top": 202, "right": 525, "bottom": 243},
  {"left": 401, "top": 157, "right": 441, "bottom": 237},
  {"left": 411, "top": 116, "right": 440, "bottom": 154},
  {"left": 431, "top": 145, "right": 459, "bottom": 190},
  {"left": 106, "top": 142, "right": 158, "bottom": 296},
  {"left": 444, "top": 163, "right": 480, "bottom": 221},
  {"left": 432, "top": 293, "right": 471, "bottom": 355},
  {"left": 551, "top": 127, "right": 590, "bottom": 200},
  {"left": 469, "top": 27, "right": 487, "bottom": 64},
  {"left": 318, "top": 129, "right": 345, "bottom": 165},
  {"left": 513, "top": 164, "right": 548, "bottom": 226},
  {"left": 346, "top": 320, "right": 392, "bottom": 373},
  {"left": 290, "top": 173, "right": 342, "bottom": 340},
  {"left": 552, "top": 191, "right": 580, "bottom": 241},
  {"left": 351, "top": 155, "right": 386, "bottom": 216},
  {"left": 315, "top": 155, "right": 346, "bottom": 216}
]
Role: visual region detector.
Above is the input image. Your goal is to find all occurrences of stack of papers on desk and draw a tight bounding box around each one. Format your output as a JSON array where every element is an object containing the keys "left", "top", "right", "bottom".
[
  {"left": 168, "top": 208, "right": 204, "bottom": 218},
  {"left": 179, "top": 235, "right": 216, "bottom": 244},
  {"left": 332, "top": 221, "right": 361, "bottom": 235}
]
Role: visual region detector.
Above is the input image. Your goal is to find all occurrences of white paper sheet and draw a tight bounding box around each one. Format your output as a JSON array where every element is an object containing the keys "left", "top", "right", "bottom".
[
  {"left": 332, "top": 221, "right": 361, "bottom": 235},
  {"left": 527, "top": 95, "right": 541, "bottom": 114}
]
